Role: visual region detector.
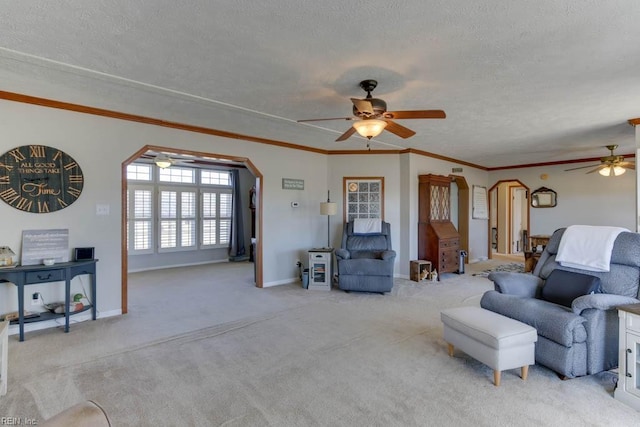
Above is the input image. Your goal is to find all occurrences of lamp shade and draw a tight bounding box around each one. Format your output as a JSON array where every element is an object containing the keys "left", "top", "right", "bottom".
[
  {"left": 352, "top": 119, "right": 387, "bottom": 139},
  {"left": 598, "top": 165, "right": 626, "bottom": 177},
  {"left": 320, "top": 202, "right": 337, "bottom": 216}
]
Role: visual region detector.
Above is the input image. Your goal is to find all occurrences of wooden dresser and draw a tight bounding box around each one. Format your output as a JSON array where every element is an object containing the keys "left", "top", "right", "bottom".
[{"left": 418, "top": 174, "right": 461, "bottom": 276}]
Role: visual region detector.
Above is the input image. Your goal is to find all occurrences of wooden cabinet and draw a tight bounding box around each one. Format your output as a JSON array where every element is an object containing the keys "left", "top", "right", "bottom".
[
  {"left": 615, "top": 304, "right": 640, "bottom": 411},
  {"left": 418, "top": 174, "right": 461, "bottom": 276}
]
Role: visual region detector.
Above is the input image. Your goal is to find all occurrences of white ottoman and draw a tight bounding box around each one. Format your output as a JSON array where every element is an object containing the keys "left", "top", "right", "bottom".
[{"left": 441, "top": 306, "right": 537, "bottom": 386}]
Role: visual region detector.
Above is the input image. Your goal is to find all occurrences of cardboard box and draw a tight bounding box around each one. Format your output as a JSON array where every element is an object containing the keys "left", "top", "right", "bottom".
[{"left": 410, "top": 260, "right": 432, "bottom": 282}]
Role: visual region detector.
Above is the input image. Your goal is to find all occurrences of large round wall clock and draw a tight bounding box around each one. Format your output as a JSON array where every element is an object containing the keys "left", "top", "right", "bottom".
[{"left": 0, "top": 145, "right": 84, "bottom": 213}]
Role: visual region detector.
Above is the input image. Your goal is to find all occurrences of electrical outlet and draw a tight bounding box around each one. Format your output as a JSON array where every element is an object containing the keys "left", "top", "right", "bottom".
[{"left": 31, "top": 292, "right": 41, "bottom": 306}]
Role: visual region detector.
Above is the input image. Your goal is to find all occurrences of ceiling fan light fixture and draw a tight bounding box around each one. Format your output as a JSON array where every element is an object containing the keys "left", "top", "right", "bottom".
[
  {"left": 154, "top": 154, "right": 173, "bottom": 169},
  {"left": 352, "top": 119, "right": 387, "bottom": 139},
  {"left": 598, "top": 165, "right": 626, "bottom": 177}
]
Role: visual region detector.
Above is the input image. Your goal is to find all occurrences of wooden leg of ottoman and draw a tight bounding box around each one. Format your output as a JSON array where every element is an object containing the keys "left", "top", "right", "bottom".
[
  {"left": 494, "top": 370, "right": 501, "bottom": 387},
  {"left": 521, "top": 365, "right": 529, "bottom": 381},
  {"left": 447, "top": 343, "right": 454, "bottom": 357}
]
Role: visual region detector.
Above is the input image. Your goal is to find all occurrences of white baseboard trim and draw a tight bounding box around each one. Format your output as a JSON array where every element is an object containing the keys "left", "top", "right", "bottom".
[
  {"left": 128, "top": 259, "right": 228, "bottom": 273},
  {"left": 7, "top": 309, "right": 122, "bottom": 337},
  {"left": 263, "top": 277, "right": 300, "bottom": 287}
]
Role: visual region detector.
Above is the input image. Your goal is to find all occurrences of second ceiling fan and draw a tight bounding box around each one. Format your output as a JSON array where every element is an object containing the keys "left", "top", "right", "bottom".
[{"left": 297, "top": 79, "right": 446, "bottom": 146}]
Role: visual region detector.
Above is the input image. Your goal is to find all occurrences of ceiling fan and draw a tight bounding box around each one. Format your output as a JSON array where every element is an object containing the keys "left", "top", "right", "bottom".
[
  {"left": 297, "top": 79, "right": 446, "bottom": 147},
  {"left": 564, "top": 145, "right": 635, "bottom": 177},
  {"left": 140, "top": 151, "right": 195, "bottom": 169}
]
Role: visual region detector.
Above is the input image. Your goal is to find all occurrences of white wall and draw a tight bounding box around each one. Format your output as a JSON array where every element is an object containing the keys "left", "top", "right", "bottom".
[
  {"left": 489, "top": 163, "right": 636, "bottom": 234},
  {"left": 0, "top": 99, "right": 330, "bottom": 320}
]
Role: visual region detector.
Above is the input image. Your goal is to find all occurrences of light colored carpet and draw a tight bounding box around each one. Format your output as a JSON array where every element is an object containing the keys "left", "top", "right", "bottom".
[{"left": 1, "top": 261, "right": 638, "bottom": 426}]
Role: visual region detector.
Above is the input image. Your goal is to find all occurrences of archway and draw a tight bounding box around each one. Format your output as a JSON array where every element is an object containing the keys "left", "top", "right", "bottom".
[
  {"left": 487, "top": 179, "right": 529, "bottom": 260},
  {"left": 120, "top": 145, "right": 263, "bottom": 314}
]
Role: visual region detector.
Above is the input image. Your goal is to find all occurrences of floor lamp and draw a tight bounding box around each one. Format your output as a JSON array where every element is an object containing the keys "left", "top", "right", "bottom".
[{"left": 320, "top": 191, "right": 337, "bottom": 249}]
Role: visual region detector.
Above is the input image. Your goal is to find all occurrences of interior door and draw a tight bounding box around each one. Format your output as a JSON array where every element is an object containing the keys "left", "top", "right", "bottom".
[{"left": 511, "top": 187, "right": 526, "bottom": 253}]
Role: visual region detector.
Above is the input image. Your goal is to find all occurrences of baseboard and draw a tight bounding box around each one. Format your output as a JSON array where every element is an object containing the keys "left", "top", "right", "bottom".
[
  {"left": 128, "top": 259, "right": 228, "bottom": 273},
  {"left": 263, "top": 277, "right": 300, "bottom": 287}
]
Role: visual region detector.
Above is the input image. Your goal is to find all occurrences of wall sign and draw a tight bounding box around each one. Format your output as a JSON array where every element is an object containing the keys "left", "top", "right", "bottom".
[
  {"left": 0, "top": 145, "right": 84, "bottom": 213},
  {"left": 21, "top": 229, "right": 70, "bottom": 266},
  {"left": 472, "top": 185, "right": 488, "bottom": 219},
  {"left": 282, "top": 178, "right": 304, "bottom": 190}
]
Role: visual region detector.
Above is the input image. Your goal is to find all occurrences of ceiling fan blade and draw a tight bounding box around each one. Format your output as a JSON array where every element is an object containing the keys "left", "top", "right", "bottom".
[
  {"left": 620, "top": 162, "right": 635, "bottom": 170},
  {"left": 564, "top": 164, "right": 599, "bottom": 171},
  {"left": 586, "top": 165, "right": 607, "bottom": 174},
  {"left": 384, "top": 110, "right": 446, "bottom": 120},
  {"left": 384, "top": 120, "right": 416, "bottom": 139},
  {"left": 335, "top": 127, "right": 357, "bottom": 142},
  {"left": 351, "top": 98, "right": 374, "bottom": 114},
  {"left": 297, "top": 117, "right": 354, "bottom": 123}
]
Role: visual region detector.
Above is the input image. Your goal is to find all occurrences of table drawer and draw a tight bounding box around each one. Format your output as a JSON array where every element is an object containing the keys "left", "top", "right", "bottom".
[
  {"left": 626, "top": 312, "right": 640, "bottom": 334},
  {"left": 25, "top": 269, "right": 64, "bottom": 284},
  {"left": 440, "top": 239, "right": 459, "bottom": 249},
  {"left": 309, "top": 252, "right": 330, "bottom": 262}
]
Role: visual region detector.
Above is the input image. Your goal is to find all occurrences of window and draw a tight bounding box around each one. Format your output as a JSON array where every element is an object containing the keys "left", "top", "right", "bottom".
[
  {"left": 159, "top": 189, "right": 197, "bottom": 250},
  {"left": 202, "top": 190, "right": 232, "bottom": 246},
  {"left": 126, "top": 161, "right": 235, "bottom": 254},
  {"left": 127, "top": 186, "right": 154, "bottom": 253},
  {"left": 201, "top": 170, "right": 231, "bottom": 186},
  {"left": 127, "top": 164, "right": 152, "bottom": 181},
  {"left": 343, "top": 177, "right": 384, "bottom": 222},
  {"left": 159, "top": 167, "right": 195, "bottom": 184}
]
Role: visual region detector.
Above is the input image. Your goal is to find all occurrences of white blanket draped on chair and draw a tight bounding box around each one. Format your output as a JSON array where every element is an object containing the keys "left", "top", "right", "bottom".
[
  {"left": 353, "top": 218, "right": 382, "bottom": 234},
  {"left": 556, "top": 225, "right": 628, "bottom": 272}
]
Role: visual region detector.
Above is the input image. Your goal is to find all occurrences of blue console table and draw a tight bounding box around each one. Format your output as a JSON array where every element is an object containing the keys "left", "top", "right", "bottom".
[{"left": 0, "top": 259, "right": 98, "bottom": 341}]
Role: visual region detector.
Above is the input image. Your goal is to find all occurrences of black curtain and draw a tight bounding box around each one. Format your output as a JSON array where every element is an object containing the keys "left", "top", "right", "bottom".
[{"left": 228, "top": 169, "right": 246, "bottom": 261}]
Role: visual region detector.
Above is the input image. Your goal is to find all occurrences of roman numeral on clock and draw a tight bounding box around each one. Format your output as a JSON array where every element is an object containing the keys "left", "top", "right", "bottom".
[
  {"left": 64, "top": 161, "right": 78, "bottom": 171},
  {"left": 38, "top": 201, "right": 50, "bottom": 213},
  {"left": 29, "top": 145, "right": 46, "bottom": 157},
  {"left": 8, "top": 148, "right": 25, "bottom": 162},
  {"left": 67, "top": 187, "right": 82, "bottom": 198},
  {"left": 0, "top": 188, "right": 20, "bottom": 204},
  {"left": 15, "top": 197, "right": 33, "bottom": 211}
]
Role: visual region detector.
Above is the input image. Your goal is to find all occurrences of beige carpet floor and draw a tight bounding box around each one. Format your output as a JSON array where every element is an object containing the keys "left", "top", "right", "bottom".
[{"left": 1, "top": 260, "right": 638, "bottom": 426}]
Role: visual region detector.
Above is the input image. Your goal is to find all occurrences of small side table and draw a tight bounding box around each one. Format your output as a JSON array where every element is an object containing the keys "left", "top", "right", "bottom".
[
  {"left": 615, "top": 304, "right": 640, "bottom": 411},
  {"left": 308, "top": 248, "right": 333, "bottom": 291}
]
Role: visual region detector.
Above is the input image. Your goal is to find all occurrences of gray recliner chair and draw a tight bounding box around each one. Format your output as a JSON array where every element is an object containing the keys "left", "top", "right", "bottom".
[
  {"left": 335, "top": 221, "right": 396, "bottom": 293},
  {"left": 480, "top": 227, "right": 640, "bottom": 378}
]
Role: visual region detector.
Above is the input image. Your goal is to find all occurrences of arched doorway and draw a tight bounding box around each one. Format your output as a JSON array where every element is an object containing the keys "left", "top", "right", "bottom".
[
  {"left": 487, "top": 179, "right": 529, "bottom": 260},
  {"left": 120, "top": 145, "right": 263, "bottom": 314}
]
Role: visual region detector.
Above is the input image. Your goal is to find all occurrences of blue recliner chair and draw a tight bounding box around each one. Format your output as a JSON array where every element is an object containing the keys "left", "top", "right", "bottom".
[{"left": 335, "top": 220, "right": 396, "bottom": 293}]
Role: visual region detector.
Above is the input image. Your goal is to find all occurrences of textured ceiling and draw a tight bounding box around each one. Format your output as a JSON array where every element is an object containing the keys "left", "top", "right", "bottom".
[{"left": 1, "top": 1, "right": 639, "bottom": 168}]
